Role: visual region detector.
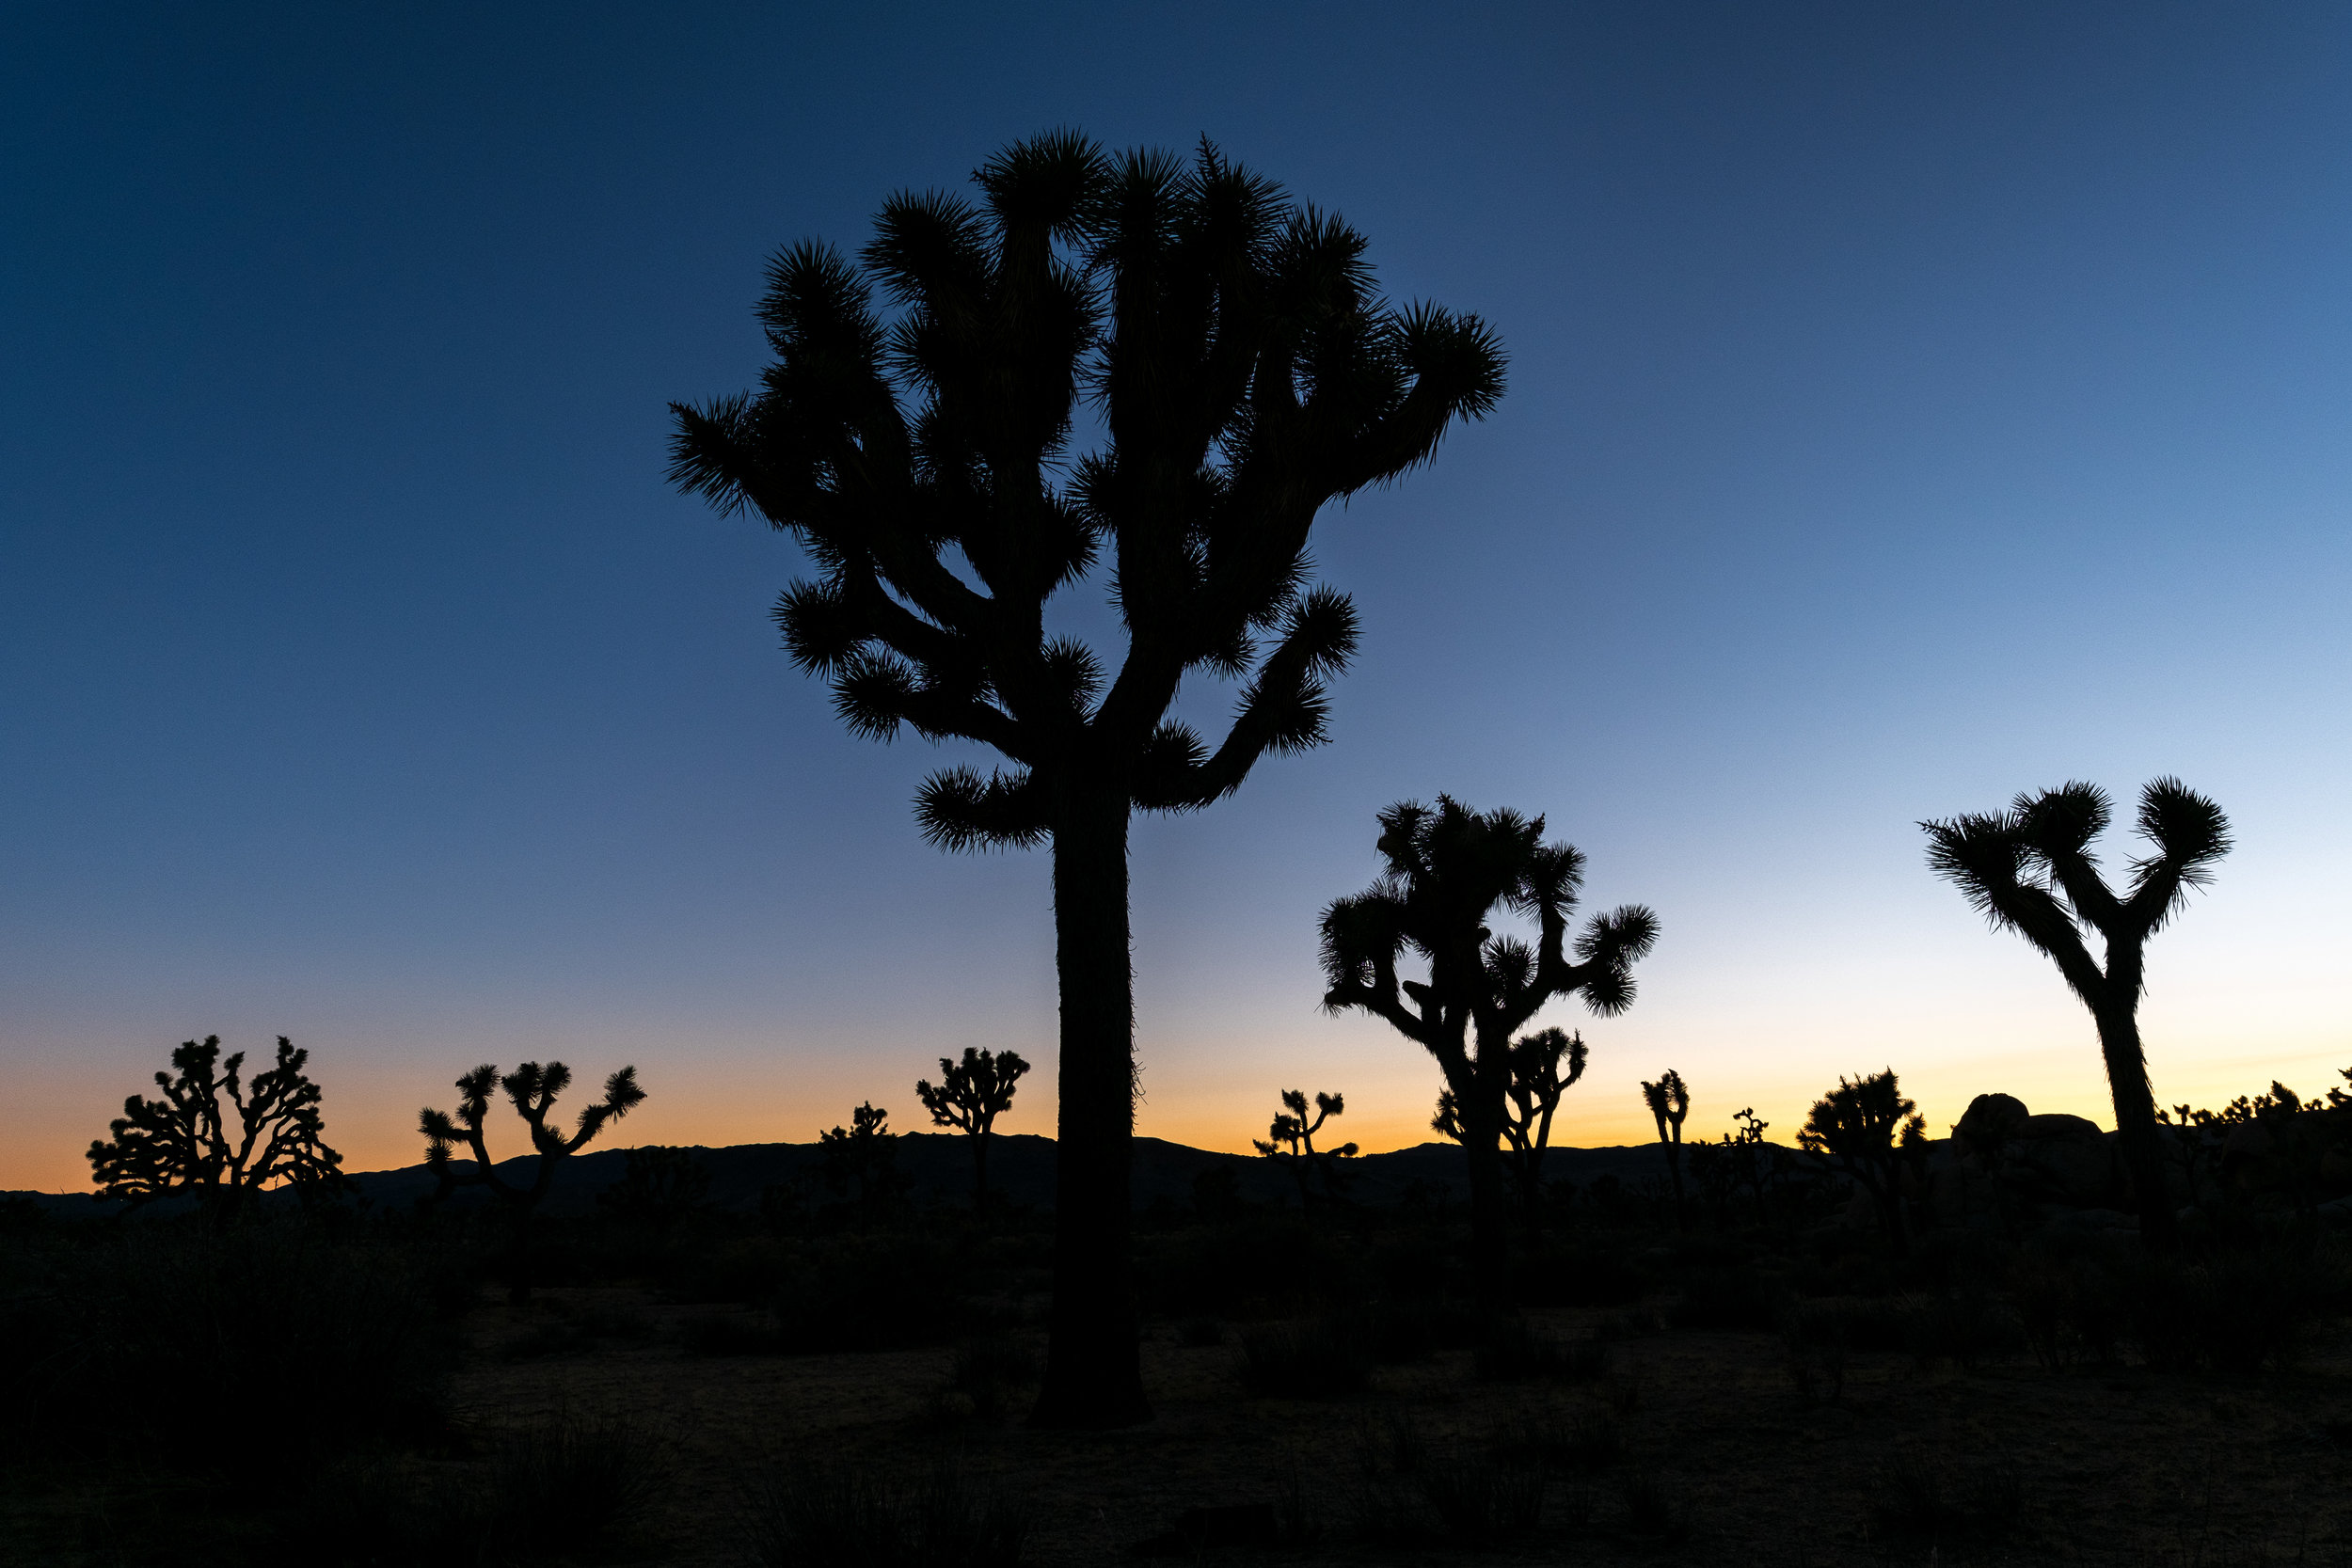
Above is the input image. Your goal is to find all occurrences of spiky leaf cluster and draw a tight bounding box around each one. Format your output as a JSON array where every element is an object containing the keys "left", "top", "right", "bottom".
[
  {"left": 915, "top": 1047, "right": 1032, "bottom": 1134},
  {"left": 420, "top": 1060, "right": 645, "bottom": 1204},
  {"left": 669, "top": 133, "right": 1505, "bottom": 846},
  {"left": 1321, "top": 796, "right": 1659, "bottom": 1070}
]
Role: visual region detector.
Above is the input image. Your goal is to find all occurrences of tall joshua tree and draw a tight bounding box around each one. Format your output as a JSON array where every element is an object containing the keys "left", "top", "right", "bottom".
[
  {"left": 1640, "top": 1069, "right": 1691, "bottom": 1231},
  {"left": 1435, "top": 1025, "right": 1586, "bottom": 1227},
  {"left": 1323, "top": 797, "right": 1657, "bottom": 1307},
  {"left": 89, "top": 1035, "right": 345, "bottom": 1212},
  {"left": 670, "top": 134, "right": 1503, "bottom": 1425},
  {"left": 916, "top": 1047, "right": 1032, "bottom": 1210},
  {"left": 421, "top": 1061, "right": 644, "bottom": 1301},
  {"left": 1923, "top": 778, "right": 2230, "bottom": 1250}
]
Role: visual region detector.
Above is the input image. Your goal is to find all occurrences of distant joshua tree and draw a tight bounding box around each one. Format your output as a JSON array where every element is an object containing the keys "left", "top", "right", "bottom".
[
  {"left": 669, "top": 133, "right": 1503, "bottom": 1426},
  {"left": 597, "top": 1145, "right": 711, "bottom": 1240},
  {"left": 1434, "top": 1025, "right": 1587, "bottom": 1228},
  {"left": 1640, "top": 1069, "right": 1692, "bottom": 1231},
  {"left": 1923, "top": 778, "right": 2231, "bottom": 1249},
  {"left": 819, "top": 1101, "right": 904, "bottom": 1213},
  {"left": 88, "top": 1035, "right": 345, "bottom": 1213},
  {"left": 1798, "top": 1069, "right": 1922, "bottom": 1256},
  {"left": 421, "top": 1061, "right": 644, "bottom": 1301},
  {"left": 1253, "top": 1088, "right": 1359, "bottom": 1206},
  {"left": 1322, "top": 797, "right": 1657, "bottom": 1307},
  {"left": 916, "top": 1048, "right": 1032, "bottom": 1210}
]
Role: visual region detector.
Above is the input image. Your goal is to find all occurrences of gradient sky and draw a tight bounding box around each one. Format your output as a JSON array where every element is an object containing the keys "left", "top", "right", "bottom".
[{"left": 5, "top": 2, "right": 2347, "bottom": 1192}]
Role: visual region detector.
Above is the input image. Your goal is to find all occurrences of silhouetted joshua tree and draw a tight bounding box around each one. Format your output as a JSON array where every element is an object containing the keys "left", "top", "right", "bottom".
[
  {"left": 819, "top": 1101, "right": 906, "bottom": 1214},
  {"left": 1322, "top": 797, "right": 1658, "bottom": 1307},
  {"left": 669, "top": 133, "right": 1503, "bottom": 1425},
  {"left": 88, "top": 1035, "right": 345, "bottom": 1213},
  {"left": 1798, "top": 1069, "right": 1922, "bottom": 1257},
  {"left": 1641, "top": 1069, "right": 1692, "bottom": 1231},
  {"left": 916, "top": 1048, "right": 1032, "bottom": 1210},
  {"left": 1253, "top": 1088, "right": 1359, "bottom": 1206},
  {"left": 1435, "top": 1025, "right": 1586, "bottom": 1230},
  {"left": 421, "top": 1061, "right": 644, "bottom": 1301},
  {"left": 597, "top": 1145, "right": 711, "bottom": 1240},
  {"left": 1923, "top": 778, "right": 2231, "bottom": 1250}
]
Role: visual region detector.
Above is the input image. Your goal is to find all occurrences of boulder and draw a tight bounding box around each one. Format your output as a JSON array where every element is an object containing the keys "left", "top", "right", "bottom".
[
  {"left": 2007, "top": 1116, "right": 2117, "bottom": 1206},
  {"left": 1953, "top": 1093, "right": 2031, "bottom": 1154}
]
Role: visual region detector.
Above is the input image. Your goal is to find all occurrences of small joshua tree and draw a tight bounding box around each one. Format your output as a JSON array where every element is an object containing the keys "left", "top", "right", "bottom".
[
  {"left": 421, "top": 1060, "right": 644, "bottom": 1301},
  {"left": 88, "top": 1035, "right": 345, "bottom": 1213},
  {"left": 1323, "top": 796, "right": 1658, "bottom": 1307},
  {"left": 1641, "top": 1070, "right": 1692, "bottom": 1231},
  {"left": 1797, "top": 1069, "right": 1922, "bottom": 1256},
  {"left": 1923, "top": 778, "right": 2230, "bottom": 1249},
  {"left": 915, "top": 1048, "right": 1032, "bottom": 1210},
  {"left": 819, "top": 1101, "right": 906, "bottom": 1216},
  {"left": 1253, "top": 1088, "right": 1359, "bottom": 1206},
  {"left": 1435, "top": 1026, "right": 1586, "bottom": 1230},
  {"left": 597, "top": 1145, "right": 711, "bottom": 1240}
]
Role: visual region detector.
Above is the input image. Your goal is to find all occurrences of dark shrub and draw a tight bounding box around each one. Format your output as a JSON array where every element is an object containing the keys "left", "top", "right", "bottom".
[
  {"left": 1240, "top": 1318, "right": 1372, "bottom": 1399},
  {"left": 942, "top": 1336, "right": 1039, "bottom": 1424},
  {"left": 1419, "top": 1456, "right": 1546, "bottom": 1545},
  {"left": 2132, "top": 1234, "right": 2332, "bottom": 1372},
  {"left": 500, "top": 1322, "right": 596, "bottom": 1362},
  {"left": 1869, "top": 1445, "right": 2023, "bottom": 1542},
  {"left": 1668, "top": 1267, "right": 1789, "bottom": 1331},
  {"left": 1617, "top": 1471, "right": 1690, "bottom": 1542},
  {"left": 1356, "top": 1298, "right": 1478, "bottom": 1364},
  {"left": 1491, "top": 1409, "right": 1622, "bottom": 1471},
  {"left": 1904, "top": 1286, "right": 2022, "bottom": 1369},
  {"left": 773, "top": 1236, "right": 973, "bottom": 1352},
  {"left": 0, "top": 1221, "right": 453, "bottom": 1465},
  {"left": 487, "top": 1412, "right": 668, "bottom": 1556},
  {"left": 1178, "top": 1315, "right": 1225, "bottom": 1347},
  {"left": 1473, "top": 1315, "right": 1601, "bottom": 1382},
  {"left": 1513, "top": 1245, "right": 1647, "bottom": 1308},
  {"left": 742, "top": 1461, "right": 1027, "bottom": 1568},
  {"left": 680, "top": 1311, "right": 787, "bottom": 1356}
]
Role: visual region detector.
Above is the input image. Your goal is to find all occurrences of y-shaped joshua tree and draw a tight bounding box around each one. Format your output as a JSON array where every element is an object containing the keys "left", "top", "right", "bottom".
[
  {"left": 1641, "top": 1069, "right": 1692, "bottom": 1231},
  {"left": 89, "top": 1035, "right": 345, "bottom": 1214},
  {"left": 916, "top": 1048, "right": 1032, "bottom": 1211},
  {"left": 1923, "top": 778, "right": 2230, "bottom": 1250},
  {"left": 1323, "top": 797, "right": 1657, "bottom": 1307},
  {"left": 1253, "top": 1088, "right": 1359, "bottom": 1207},
  {"left": 421, "top": 1061, "right": 644, "bottom": 1301}
]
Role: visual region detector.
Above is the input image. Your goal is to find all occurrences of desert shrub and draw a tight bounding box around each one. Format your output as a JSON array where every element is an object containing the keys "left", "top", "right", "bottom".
[
  {"left": 741, "top": 1461, "right": 1028, "bottom": 1568},
  {"left": 1354, "top": 1298, "right": 1479, "bottom": 1364},
  {"left": 487, "top": 1413, "right": 668, "bottom": 1556},
  {"left": 1616, "top": 1471, "right": 1691, "bottom": 1542},
  {"left": 681, "top": 1311, "right": 788, "bottom": 1356},
  {"left": 500, "top": 1322, "right": 596, "bottom": 1362},
  {"left": 660, "top": 1236, "right": 795, "bottom": 1306},
  {"left": 1667, "top": 1266, "right": 1789, "bottom": 1330},
  {"left": 1903, "top": 1286, "right": 2024, "bottom": 1370},
  {"left": 939, "top": 1336, "right": 1038, "bottom": 1424},
  {"left": 1419, "top": 1455, "right": 1546, "bottom": 1545},
  {"left": 1781, "top": 1303, "right": 1850, "bottom": 1402},
  {"left": 1473, "top": 1314, "right": 1602, "bottom": 1382},
  {"left": 1140, "top": 1213, "right": 1356, "bottom": 1317},
  {"left": 0, "top": 1220, "right": 453, "bottom": 1464},
  {"left": 1512, "top": 1244, "right": 1648, "bottom": 1308},
  {"left": 1490, "top": 1408, "right": 1623, "bottom": 1471},
  {"left": 1178, "top": 1315, "right": 1225, "bottom": 1347},
  {"left": 1869, "top": 1445, "right": 2023, "bottom": 1542},
  {"left": 772, "top": 1235, "right": 975, "bottom": 1352},
  {"left": 2131, "top": 1239, "right": 2331, "bottom": 1372},
  {"left": 1240, "top": 1318, "right": 1372, "bottom": 1399}
]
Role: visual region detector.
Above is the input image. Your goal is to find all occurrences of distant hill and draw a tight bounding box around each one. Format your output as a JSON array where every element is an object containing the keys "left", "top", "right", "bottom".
[{"left": 13, "top": 1133, "right": 1689, "bottom": 1218}]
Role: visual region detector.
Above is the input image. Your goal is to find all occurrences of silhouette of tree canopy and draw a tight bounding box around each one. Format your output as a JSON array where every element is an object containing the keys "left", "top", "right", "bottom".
[
  {"left": 597, "top": 1145, "right": 711, "bottom": 1239},
  {"left": 1923, "top": 777, "right": 2230, "bottom": 1249},
  {"left": 819, "top": 1101, "right": 907, "bottom": 1214},
  {"left": 420, "top": 1060, "right": 644, "bottom": 1300},
  {"left": 1641, "top": 1069, "right": 1692, "bottom": 1231},
  {"left": 1322, "top": 796, "right": 1657, "bottom": 1307},
  {"left": 1798, "top": 1069, "right": 1922, "bottom": 1255},
  {"left": 915, "top": 1047, "right": 1031, "bottom": 1209},
  {"left": 1434, "top": 1025, "right": 1585, "bottom": 1227},
  {"left": 87, "top": 1035, "right": 345, "bottom": 1211},
  {"left": 670, "top": 131, "right": 1504, "bottom": 1426},
  {"left": 1253, "top": 1087, "right": 1359, "bottom": 1206}
]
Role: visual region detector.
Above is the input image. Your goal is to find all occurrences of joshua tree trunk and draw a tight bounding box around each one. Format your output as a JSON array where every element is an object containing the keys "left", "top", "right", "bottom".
[
  {"left": 1032, "top": 781, "right": 1148, "bottom": 1428},
  {"left": 2095, "top": 1000, "right": 2177, "bottom": 1249},
  {"left": 974, "top": 1129, "right": 991, "bottom": 1212},
  {"left": 1461, "top": 1053, "right": 1514, "bottom": 1313}
]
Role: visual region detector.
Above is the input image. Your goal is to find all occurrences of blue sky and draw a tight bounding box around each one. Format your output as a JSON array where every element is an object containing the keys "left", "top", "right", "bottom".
[{"left": 5, "top": 2, "right": 2346, "bottom": 1187}]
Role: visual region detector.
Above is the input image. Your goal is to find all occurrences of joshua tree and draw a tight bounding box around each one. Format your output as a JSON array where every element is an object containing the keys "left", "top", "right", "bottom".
[
  {"left": 1252, "top": 1088, "right": 1359, "bottom": 1206},
  {"left": 819, "top": 1101, "right": 907, "bottom": 1216},
  {"left": 1640, "top": 1069, "right": 1692, "bottom": 1230},
  {"left": 88, "top": 1035, "right": 345, "bottom": 1212},
  {"left": 1322, "top": 797, "right": 1658, "bottom": 1307},
  {"left": 1797, "top": 1069, "right": 1922, "bottom": 1256},
  {"left": 669, "top": 133, "right": 1503, "bottom": 1425},
  {"left": 1923, "top": 778, "right": 2231, "bottom": 1249},
  {"left": 916, "top": 1048, "right": 1032, "bottom": 1209},
  {"left": 1435, "top": 1025, "right": 1586, "bottom": 1228},
  {"left": 597, "top": 1145, "right": 711, "bottom": 1240},
  {"left": 421, "top": 1061, "right": 644, "bottom": 1301}
]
